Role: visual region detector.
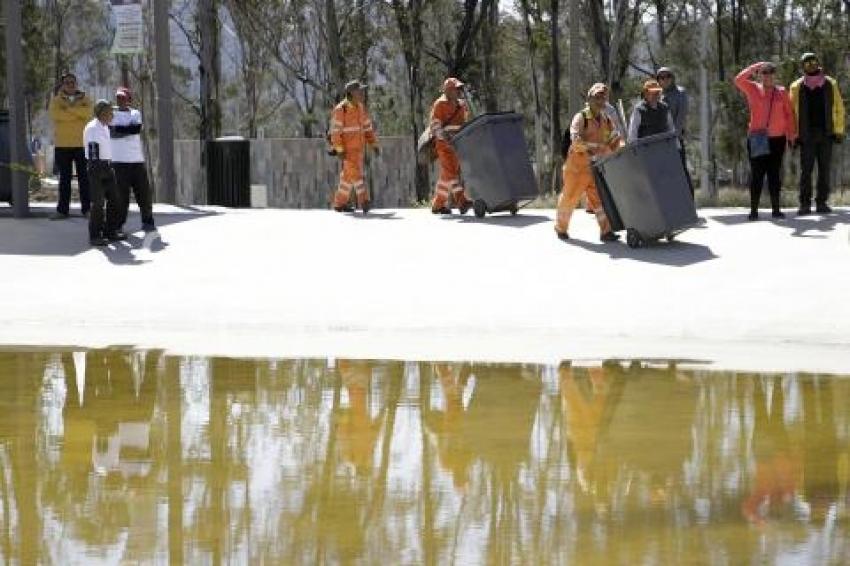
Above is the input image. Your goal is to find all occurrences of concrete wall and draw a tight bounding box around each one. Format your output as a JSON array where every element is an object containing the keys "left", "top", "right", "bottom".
[{"left": 173, "top": 137, "right": 419, "bottom": 208}]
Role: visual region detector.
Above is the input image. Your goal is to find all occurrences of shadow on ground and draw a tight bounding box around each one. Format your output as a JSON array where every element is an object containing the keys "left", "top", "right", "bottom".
[
  {"left": 0, "top": 205, "right": 216, "bottom": 258},
  {"left": 565, "top": 237, "right": 718, "bottom": 267},
  {"left": 710, "top": 209, "right": 849, "bottom": 238},
  {"left": 443, "top": 212, "right": 551, "bottom": 228}
]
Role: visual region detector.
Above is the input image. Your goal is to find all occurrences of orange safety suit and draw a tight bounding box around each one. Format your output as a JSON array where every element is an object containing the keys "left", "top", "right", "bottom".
[
  {"left": 329, "top": 99, "right": 378, "bottom": 209},
  {"left": 556, "top": 107, "right": 622, "bottom": 236},
  {"left": 429, "top": 95, "right": 472, "bottom": 210}
]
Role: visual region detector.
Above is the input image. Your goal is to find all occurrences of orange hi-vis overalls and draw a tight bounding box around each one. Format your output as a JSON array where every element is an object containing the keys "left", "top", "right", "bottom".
[
  {"left": 330, "top": 99, "right": 378, "bottom": 209},
  {"left": 429, "top": 96, "right": 472, "bottom": 210},
  {"left": 556, "top": 107, "right": 622, "bottom": 236}
]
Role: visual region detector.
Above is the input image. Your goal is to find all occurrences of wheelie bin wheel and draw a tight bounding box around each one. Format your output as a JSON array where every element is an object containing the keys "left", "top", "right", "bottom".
[
  {"left": 473, "top": 199, "right": 487, "bottom": 218},
  {"left": 510, "top": 204, "right": 518, "bottom": 216},
  {"left": 666, "top": 233, "right": 677, "bottom": 242},
  {"left": 626, "top": 228, "right": 644, "bottom": 249}
]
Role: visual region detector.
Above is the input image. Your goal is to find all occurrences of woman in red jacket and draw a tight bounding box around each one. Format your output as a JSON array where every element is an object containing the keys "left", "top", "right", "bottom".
[{"left": 734, "top": 61, "right": 797, "bottom": 220}]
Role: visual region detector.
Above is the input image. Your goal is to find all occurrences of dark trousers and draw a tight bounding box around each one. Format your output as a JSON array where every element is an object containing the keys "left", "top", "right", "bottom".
[
  {"left": 679, "top": 140, "right": 694, "bottom": 198},
  {"left": 113, "top": 162, "right": 155, "bottom": 228},
  {"left": 799, "top": 129, "right": 833, "bottom": 207},
  {"left": 55, "top": 147, "right": 91, "bottom": 214},
  {"left": 87, "top": 162, "right": 120, "bottom": 239},
  {"left": 748, "top": 136, "right": 786, "bottom": 213}
]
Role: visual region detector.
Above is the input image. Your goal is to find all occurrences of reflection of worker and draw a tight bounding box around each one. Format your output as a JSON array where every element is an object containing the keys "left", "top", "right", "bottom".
[
  {"left": 555, "top": 83, "right": 622, "bottom": 242},
  {"left": 429, "top": 78, "right": 473, "bottom": 215},
  {"left": 560, "top": 364, "right": 615, "bottom": 496},
  {"left": 329, "top": 81, "right": 379, "bottom": 214},
  {"left": 422, "top": 363, "right": 476, "bottom": 489},
  {"left": 741, "top": 379, "right": 800, "bottom": 526},
  {"left": 335, "top": 360, "right": 382, "bottom": 474}
]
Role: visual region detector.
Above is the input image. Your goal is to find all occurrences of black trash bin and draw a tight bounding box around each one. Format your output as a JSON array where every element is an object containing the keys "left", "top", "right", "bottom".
[
  {"left": 0, "top": 110, "right": 33, "bottom": 204},
  {"left": 207, "top": 136, "right": 250, "bottom": 207},
  {"left": 592, "top": 132, "right": 698, "bottom": 248},
  {"left": 451, "top": 112, "right": 538, "bottom": 217}
]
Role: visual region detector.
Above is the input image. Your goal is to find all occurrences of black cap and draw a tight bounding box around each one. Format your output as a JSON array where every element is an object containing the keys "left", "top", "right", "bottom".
[{"left": 344, "top": 80, "right": 368, "bottom": 95}]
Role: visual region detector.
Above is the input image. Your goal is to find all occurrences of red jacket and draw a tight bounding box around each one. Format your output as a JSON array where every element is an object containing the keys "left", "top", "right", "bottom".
[{"left": 735, "top": 62, "right": 797, "bottom": 141}]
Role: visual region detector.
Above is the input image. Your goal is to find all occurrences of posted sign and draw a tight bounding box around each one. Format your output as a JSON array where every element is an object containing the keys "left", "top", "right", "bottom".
[{"left": 110, "top": 0, "right": 144, "bottom": 55}]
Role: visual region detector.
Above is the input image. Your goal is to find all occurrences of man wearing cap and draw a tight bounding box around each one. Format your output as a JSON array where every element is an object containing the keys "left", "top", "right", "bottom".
[
  {"left": 789, "top": 53, "right": 845, "bottom": 215},
  {"left": 110, "top": 87, "right": 156, "bottom": 232},
  {"left": 555, "top": 83, "right": 623, "bottom": 242},
  {"left": 48, "top": 72, "right": 93, "bottom": 220},
  {"left": 627, "top": 80, "right": 675, "bottom": 143},
  {"left": 429, "top": 77, "right": 473, "bottom": 215},
  {"left": 83, "top": 100, "right": 123, "bottom": 246},
  {"left": 657, "top": 67, "right": 694, "bottom": 195},
  {"left": 329, "top": 80, "right": 379, "bottom": 214},
  {"left": 656, "top": 67, "right": 688, "bottom": 140}
]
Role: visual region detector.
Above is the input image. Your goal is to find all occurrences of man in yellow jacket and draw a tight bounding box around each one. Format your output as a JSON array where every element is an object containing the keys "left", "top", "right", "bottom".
[
  {"left": 48, "top": 72, "right": 93, "bottom": 220},
  {"left": 789, "top": 53, "right": 845, "bottom": 215},
  {"left": 329, "top": 80, "right": 379, "bottom": 214}
]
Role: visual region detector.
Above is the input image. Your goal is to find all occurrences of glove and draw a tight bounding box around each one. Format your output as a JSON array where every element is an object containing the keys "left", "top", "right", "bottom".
[
  {"left": 372, "top": 145, "right": 381, "bottom": 156},
  {"left": 832, "top": 135, "right": 843, "bottom": 144},
  {"left": 334, "top": 147, "right": 345, "bottom": 158}
]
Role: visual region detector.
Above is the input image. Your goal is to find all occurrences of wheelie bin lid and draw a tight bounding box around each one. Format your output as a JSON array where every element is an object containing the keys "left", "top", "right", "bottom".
[{"left": 594, "top": 131, "right": 678, "bottom": 167}]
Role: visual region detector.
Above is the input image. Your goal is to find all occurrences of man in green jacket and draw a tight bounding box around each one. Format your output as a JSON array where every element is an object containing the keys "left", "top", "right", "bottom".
[{"left": 789, "top": 53, "right": 845, "bottom": 215}]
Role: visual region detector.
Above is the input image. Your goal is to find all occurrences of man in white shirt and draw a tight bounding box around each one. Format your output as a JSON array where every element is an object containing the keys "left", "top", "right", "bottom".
[
  {"left": 83, "top": 100, "right": 122, "bottom": 246},
  {"left": 110, "top": 87, "right": 156, "bottom": 232}
]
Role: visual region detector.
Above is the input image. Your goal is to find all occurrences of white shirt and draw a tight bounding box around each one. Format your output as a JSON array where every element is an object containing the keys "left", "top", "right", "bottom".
[
  {"left": 110, "top": 108, "right": 145, "bottom": 163},
  {"left": 83, "top": 118, "right": 112, "bottom": 161}
]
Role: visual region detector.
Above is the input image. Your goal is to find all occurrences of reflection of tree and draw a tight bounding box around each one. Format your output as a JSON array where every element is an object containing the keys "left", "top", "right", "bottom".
[
  {"left": 801, "top": 377, "right": 839, "bottom": 526},
  {"left": 0, "top": 351, "right": 47, "bottom": 565},
  {"left": 422, "top": 362, "right": 541, "bottom": 563},
  {"left": 741, "top": 377, "right": 800, "bottom": 526}
]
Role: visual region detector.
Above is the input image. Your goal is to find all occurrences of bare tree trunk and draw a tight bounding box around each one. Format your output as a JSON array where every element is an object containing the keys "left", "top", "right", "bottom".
[
  {"left": 716, "top": 0, "right": 725, "bottom": 81},
  {"left": 699, "top": 2, "right": 716, "bottom": 202},
  {"left": 481, "top": 0, "right": 499, "bottom": 112},
  {"left": 549, "top": 0, "right": 562, "bottom": 194},
  {"left": 520, "top": 0, "right": 545, "bottom": 190},
  {"left": 325, "top": 0, "right": 345, "bottom": 95},
  {"left": 568, "top": 0, "right": 582, "bottom": 116},
  {"left": 199, "top": 0, "right": 221, "bottom": 143}
]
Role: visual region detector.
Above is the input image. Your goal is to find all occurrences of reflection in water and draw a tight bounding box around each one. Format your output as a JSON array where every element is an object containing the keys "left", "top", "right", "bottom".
[{"left": 0, "top": 351, "right": 849, "bottom": 563}]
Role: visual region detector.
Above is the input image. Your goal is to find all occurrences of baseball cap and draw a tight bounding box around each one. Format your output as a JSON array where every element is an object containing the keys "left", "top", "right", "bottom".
[
  {"left": 587, "top": 83, "right": 608, "bottom": 98},
  {"left": 643, "top": 79, "right": 663, "bottom": 94},
  {"left": 344, "top": 80, "right": 368, "bottom": 94},
  {"left": 443, "top": 77, "right": 465, "bottom": 91}
]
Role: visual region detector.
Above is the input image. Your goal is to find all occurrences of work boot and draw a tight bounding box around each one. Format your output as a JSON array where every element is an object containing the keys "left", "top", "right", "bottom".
[
  {"left": 797, "top": 206, "right": 811, "bottom": 216},
  {"left": 458, "top": 200, "right": 472, "bottom": 215},
  {"left": 361, "top": 201, "right": 370, "bottom": 215},
  {"left": 431, "top": 206, "right": 451, "bottom": 215},
  {"left": 771, "top": 210, "right": 785, "bottom": 219},
  {"left": 816, "top": 204, "right": 833, "bottom": 214},
  {"left": 600, "top": 231, "right": 620, "bottom": 242},
  {"left": 555, "top": 231, "right": 570, "bottom": 241},
  {"left": 334, "top": 205, "right": 354, "bottom": 213},
  {"left": 748, "top": 211, "right": 759, "bottom": 221}
]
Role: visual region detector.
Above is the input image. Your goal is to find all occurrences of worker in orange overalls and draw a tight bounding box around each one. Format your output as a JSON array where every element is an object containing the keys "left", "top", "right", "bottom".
[
  {"left": 330, "top": 80, "right": 379, "bottom": 214},
  {"left": 556, "top": 83, "right": 623, "bottom": 242},
  {"left": 429, "top": 77, "right": 473, "bottom": 215}
]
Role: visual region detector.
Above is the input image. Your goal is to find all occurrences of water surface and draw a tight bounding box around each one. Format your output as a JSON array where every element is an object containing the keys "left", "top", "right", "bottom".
[{"left": 0, "top": 350, "right": 848, "bottom": 564}]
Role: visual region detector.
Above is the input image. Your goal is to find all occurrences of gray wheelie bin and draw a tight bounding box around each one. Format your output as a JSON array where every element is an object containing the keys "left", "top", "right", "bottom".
[
  {"left": 592, "top": 131, "right": 697, "bottom": 248},
  {"left": 451, "top": 112, "right": 537, "bottom": 217}
]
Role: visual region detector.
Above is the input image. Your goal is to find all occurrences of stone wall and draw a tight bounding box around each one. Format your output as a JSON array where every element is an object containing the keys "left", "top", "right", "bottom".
[{"left": 172, "top": 137, "right": 419, "bottom": 208}]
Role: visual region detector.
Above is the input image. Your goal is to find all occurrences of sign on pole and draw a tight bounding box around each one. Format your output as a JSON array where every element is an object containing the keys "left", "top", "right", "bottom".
[{"left": 110, "top": 0, "right": 144, "bottom": 55}]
